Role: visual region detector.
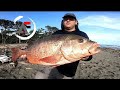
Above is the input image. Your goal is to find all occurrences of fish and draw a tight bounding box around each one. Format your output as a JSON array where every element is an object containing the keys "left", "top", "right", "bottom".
[{"left": 11, "top": 34, "right": 101, "bottom": 66}]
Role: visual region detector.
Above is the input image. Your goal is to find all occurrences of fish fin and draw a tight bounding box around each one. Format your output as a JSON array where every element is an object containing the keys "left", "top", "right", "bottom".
[
  {"left": 28, "top": 54, "right": 62, "bottom": 65},
  {"left": 40, "top": 55, "right": 62, "bottom": 64},
  {"left": 11, "top": 48, "right": 26, "bottom": 62}
]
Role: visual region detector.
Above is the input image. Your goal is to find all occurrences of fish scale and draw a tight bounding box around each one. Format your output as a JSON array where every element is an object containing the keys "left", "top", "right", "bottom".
[{"left": 11, "top": 34, "right": 101, "bottom": 66}]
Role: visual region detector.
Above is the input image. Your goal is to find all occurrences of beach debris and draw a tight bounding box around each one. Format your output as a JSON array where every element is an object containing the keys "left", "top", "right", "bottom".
[{"left": 0, "top": 55, "right": 11, "bottom": 63}]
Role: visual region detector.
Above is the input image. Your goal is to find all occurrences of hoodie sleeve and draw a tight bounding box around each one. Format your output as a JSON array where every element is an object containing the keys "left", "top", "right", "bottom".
[
  {"left": 78, "top": 31, "right": 89, "bottom": 39},
  {"left": 78, "top": 31, "right": 93, "bottom": 61}
]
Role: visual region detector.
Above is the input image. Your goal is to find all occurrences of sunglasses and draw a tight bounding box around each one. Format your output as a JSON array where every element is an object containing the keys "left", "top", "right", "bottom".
[{"left": 63, "top": 17, "right": 76, "bottom": 21}]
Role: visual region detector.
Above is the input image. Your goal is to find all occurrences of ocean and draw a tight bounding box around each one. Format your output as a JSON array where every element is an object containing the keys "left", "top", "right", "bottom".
[{"left": 100, "top": 44, "right": 120, "bottom": 50}]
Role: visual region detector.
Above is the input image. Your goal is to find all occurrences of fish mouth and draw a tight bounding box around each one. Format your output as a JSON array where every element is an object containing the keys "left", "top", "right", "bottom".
[{"left": 88, "top": 43, "right": 101, "bottom": 55}]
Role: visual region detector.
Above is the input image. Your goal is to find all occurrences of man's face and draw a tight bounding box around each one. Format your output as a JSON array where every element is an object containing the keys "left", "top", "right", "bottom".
[{"left": 63, "top": 17, "right": 77, "bottom": 30}]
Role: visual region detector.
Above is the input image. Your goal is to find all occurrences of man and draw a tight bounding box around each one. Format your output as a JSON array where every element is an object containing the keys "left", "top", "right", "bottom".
[
  {"left": 49, "top": 13, "right": 92, "bottom": 79},
  {"left": 34, "top": 13, "right": 92, "bottom": 79}
]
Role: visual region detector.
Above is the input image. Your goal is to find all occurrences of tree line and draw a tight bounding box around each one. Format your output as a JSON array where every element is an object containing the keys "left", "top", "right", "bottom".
[{"left": 0, "top": 19, "right": 59, "bottom": 44}]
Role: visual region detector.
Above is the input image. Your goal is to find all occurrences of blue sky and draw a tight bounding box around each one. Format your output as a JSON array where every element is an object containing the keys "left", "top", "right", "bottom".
[{"left": 0, "top": 11, "right": 120, "bottom": 46}]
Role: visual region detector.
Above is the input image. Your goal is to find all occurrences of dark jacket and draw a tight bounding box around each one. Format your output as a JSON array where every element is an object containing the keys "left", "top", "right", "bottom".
[{"left": 52, "top": 29, "right": 92, "bottom": 77}]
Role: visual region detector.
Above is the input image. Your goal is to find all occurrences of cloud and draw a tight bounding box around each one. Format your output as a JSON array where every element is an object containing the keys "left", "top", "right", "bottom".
[
  {"left": 78, "top": 15, "right": 120, "bottom": 30},
  {"left": 88, "top": 33, "right": 120, "bottom": 41},
  {"left": 87, "top": 33, "right": 120, "bottom": 46}
]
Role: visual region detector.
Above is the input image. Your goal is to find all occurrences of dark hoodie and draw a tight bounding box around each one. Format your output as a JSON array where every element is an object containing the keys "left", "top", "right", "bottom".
[{"left": 52, "top": 27, "right": 92, "bottom": 77}]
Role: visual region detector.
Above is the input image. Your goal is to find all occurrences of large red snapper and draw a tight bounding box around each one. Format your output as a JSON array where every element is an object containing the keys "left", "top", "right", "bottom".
[{"left": 11, "top": 34, "right": 101, "bottom": 66}]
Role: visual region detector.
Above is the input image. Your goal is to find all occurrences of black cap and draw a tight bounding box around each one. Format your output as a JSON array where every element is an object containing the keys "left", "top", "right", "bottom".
[{"left": 62, "top": 13, "right": 77, "bottom": 20}]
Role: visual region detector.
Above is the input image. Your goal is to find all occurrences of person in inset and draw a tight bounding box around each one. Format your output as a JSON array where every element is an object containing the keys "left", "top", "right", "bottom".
[{"left": 48, "top": 13, "right": 93, "bottom": 79}]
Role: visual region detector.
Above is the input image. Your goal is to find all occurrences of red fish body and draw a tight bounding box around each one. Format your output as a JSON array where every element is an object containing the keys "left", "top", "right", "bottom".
[{"left": 11, "top": 34, "right": 101, "bottom": 66}]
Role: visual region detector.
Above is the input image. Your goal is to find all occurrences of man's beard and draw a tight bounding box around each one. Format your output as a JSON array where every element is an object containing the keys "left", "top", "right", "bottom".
[{"left": 64, "top": 26, "right": 73, "bottom": 30}]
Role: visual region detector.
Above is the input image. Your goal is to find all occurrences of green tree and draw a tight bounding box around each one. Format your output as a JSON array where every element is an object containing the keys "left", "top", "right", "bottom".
[{"left": 0, "top": 19, "right": 26, "bottom": 44}]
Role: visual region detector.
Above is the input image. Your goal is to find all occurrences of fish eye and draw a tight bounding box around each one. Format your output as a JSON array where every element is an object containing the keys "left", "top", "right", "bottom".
[{"left": 78, "top": 38, "right": 84, "bottom": 43}]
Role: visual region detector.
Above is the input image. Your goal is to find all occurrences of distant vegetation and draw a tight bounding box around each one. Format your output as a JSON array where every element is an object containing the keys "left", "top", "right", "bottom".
[{"left": 0, "top": 19, "right": 59, "bottom": 44}]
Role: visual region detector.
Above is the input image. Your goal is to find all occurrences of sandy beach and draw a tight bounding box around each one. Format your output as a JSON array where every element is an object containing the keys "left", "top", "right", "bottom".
[{"left": 0, "top": 45, "right": 120, "bottom": 79}]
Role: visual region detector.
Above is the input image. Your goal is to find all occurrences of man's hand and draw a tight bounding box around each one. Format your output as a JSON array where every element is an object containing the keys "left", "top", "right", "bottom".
[
  {"left": 81, "top": 55, "right": 92, "bottom": 61},
  {"left": 81, "top": 56, "right": 89, "bottom": 61}
]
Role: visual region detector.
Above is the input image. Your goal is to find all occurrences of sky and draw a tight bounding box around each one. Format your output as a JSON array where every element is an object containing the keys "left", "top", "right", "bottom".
[{"left": 0, "top": 11, "right": 120, "bottom": 46}]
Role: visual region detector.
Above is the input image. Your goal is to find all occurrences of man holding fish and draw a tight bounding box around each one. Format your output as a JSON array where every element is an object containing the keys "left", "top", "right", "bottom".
[
  {"left": 11, "top": 13, "right": 100, "bottom": 79},
  {"left": 48, "top": 13, "right": 98, "bottom": 79}
]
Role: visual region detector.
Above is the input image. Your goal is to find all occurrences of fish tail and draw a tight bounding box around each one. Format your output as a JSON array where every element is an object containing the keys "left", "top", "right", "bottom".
[{"left": 11, "top": 48, "right": 26, "bottom": 62}]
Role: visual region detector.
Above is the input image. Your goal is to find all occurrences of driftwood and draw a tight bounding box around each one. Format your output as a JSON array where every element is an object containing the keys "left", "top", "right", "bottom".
[{"left": 0, "top": 44, "right": 28, "bottom": 49}]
